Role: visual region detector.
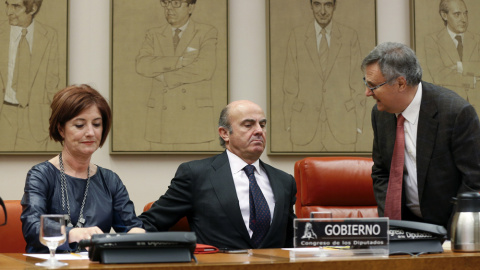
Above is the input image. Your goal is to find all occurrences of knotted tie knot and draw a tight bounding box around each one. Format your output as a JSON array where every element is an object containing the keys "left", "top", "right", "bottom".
[{"left": 244, "top": 164, "right": 255, "bottom": 177}]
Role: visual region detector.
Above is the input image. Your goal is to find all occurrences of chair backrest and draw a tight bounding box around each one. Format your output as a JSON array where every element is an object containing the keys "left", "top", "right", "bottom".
[
  {"left": 143, "top": 201, "right": 190, "bottom": 232},
  {"left": 0, "top": 200, "right": 26, "bottom": 253},
  {"left": 294, "top": 157, "right": 378, "bottom": 219}
]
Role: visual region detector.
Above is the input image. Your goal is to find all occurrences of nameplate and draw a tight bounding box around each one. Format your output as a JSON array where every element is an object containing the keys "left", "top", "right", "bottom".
[{"left": 293, "top": 218, "right": 389, "bottom": 251}]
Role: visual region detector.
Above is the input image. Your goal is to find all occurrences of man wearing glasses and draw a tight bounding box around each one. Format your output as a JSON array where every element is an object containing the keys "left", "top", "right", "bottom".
[
  {"left": 363, "top": 42, "right": 480, "bottom": 230},
  {"left": 136, "top": 0, "right": 218, "bottom": 150},
  {"left": 282, "top": 0, "right": 366, "bottom": 152}
]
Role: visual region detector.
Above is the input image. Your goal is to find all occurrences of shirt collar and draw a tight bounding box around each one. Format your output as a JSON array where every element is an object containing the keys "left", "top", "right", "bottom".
[
  {"left": 398, "top": 82, "right": 422, "bottom": 125},
  {"left": 446, "top": 26, "right": 463, "bottom": 40},
  {"left": 226, "top": 149, "right": 260, "bottom": 174},
  {"left": 314, "top": 19, "right": 332, "bottom": 37},
  {"left": 11, "top": 20, "right": 35, "bottom": 40},
  {"left": 171, "top": 19, "right": 190, "bottom": 33}
]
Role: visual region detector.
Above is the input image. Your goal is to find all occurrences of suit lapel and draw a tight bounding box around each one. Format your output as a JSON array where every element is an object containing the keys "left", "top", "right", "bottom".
[
  {"left": 0, "top": 22, "right": 10, "bottom": 89},
  {"left": 304, "top": 23, "right": 324, "bottom": 78},
  {"left": 416, "top": 82, "right": 439, "bottom": 202},
  {"left": 30, "top": 21, "right": 48, "bottom": 88},
  {"left": 463, "top": 32, "right": 477, "bottom": 61},
  {"left": 378, "top": 110, "right": 397, "bottom": 164},
  {"left": 175, "top": 20, "right": 195, "bottom": 56},
  {"left": 324, "top": 22, "right": 342, "bottom": 79},
  {"left": 437, "top": 29, "right": 460, "bottom": 62},
  {"left": 210, "top": 152, "right": 251, "bottom": 243},
  {"left": 159, "top": 24, "right": 175, "bottom": 56}
]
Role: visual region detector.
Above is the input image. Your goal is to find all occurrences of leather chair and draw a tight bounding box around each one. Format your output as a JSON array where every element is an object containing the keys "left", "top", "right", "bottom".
[
  {"left": 0, "top": 200, "right": 26, "bottom": 252},
  {"left": 294, "top": 157, "right": 378, "bottom": 219},
  {"left": 143, "top": 201, "right": 190, "bottom": 231}
]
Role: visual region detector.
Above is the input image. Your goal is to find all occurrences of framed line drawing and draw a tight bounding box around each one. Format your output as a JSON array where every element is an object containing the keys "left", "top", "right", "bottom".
[
  {"left": 267, "top": 0, "right": 377, "bottom": 155},
  {"left": 0, "top": 0, "right": 67, "bottom": 154},
  {"left": 111, "top": 0, "right": 228, "bottom": 154},
  {"left": 411, "top": 0, "right": 480, "bottom": 112}
]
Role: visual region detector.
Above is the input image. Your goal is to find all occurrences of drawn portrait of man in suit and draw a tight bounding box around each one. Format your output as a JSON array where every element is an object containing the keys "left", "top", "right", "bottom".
[
  {"left": 0, "top": 0, "right": 66, "bottom": 153},
  {"left": 415, "top": 0, "right": 480, "bottom": 111},
  {"left": 423, "top": 0, "right": 480, "bottom": 110},
  {"left": 269, "top": 0, "right": 376, "bottom": 154},
  {"left": 111, "top": 0, "right": 227, "bottom": 153}
]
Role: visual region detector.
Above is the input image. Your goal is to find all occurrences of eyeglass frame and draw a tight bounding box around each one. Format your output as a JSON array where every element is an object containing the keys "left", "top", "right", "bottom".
[
  {"left": 363, "top": 77, "right": 388, "bottom": 93},
  {"left": 160, "top": 0, "right": 189, "bottom": 8}
]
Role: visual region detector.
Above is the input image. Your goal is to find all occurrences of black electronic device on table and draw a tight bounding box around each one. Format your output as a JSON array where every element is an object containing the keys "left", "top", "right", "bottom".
[
  {"left": 79, "top": 231, "right": 196, "bottom": 264},
  {"left": 389, "top": 220, "right": 447, "bottom": 255}
]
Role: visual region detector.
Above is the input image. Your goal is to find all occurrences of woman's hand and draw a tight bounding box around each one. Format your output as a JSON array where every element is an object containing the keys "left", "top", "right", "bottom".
[{"left": 68, "top": 226, "right": 103, "bottom": 243}]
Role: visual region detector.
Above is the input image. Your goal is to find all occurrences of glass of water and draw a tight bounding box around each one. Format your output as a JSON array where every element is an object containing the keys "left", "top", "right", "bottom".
[{"left": 35, "top": 214, "right": 68, "bottom": 268}]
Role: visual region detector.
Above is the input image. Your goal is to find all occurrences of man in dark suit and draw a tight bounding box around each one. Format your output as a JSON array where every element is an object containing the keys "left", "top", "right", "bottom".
[
  {"left": 139, "top": 100, "right": 297, "bottom": 249},
  {"left": 362, "top": 42, "right": 480, "bottom": 229}
]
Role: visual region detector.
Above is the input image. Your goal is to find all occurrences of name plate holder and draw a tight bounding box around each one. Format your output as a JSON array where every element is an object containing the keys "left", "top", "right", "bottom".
[{"left": 291, "top": 217, "right": 389, "bottom": 260}]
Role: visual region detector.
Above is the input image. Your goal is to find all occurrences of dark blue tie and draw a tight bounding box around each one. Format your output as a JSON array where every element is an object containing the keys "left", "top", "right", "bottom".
[{"left": 243, "top": 165, "right": 271, "bottom": 248}]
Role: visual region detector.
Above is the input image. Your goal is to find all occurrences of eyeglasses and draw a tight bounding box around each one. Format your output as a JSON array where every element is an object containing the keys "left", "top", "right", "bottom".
[
  {"left": 160, "top": 0, "right": 188, "bottom": 8},
  {"left": 363, "top": 77, "right": 387, "bottom": 93}
]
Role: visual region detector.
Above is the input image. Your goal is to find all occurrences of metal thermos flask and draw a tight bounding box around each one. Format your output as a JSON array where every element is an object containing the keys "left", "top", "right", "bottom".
[{"left": 451, "top": 192, "right": 480, "bottom": 252}]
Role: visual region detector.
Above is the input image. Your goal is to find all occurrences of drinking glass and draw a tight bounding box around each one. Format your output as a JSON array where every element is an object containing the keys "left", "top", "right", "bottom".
[{"left": 35, "top": 214, "right": 68, "bottom": 268}]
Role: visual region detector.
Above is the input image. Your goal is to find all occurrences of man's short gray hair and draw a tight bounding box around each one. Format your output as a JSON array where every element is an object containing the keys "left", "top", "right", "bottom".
[
  {"left": 218, "top": 105, "right": 232, "bottom": 148},
  {"left": 361, "top": 42, "right": 422, "bottom": 87}
]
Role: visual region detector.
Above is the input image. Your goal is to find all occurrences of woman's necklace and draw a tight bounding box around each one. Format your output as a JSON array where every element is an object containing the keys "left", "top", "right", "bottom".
[{"left": 59, "top": 152, "right": 91, "bottom": 228}]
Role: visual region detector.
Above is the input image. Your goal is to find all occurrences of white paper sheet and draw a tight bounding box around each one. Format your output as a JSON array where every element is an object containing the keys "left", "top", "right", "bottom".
[{"left": 24, "top": 252, "right": 89, "bottom": 260}]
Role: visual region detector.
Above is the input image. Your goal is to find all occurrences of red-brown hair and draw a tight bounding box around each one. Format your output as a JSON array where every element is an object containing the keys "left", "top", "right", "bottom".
[{"left": 49, "top": 84, "right": 112, "bottom": 147}]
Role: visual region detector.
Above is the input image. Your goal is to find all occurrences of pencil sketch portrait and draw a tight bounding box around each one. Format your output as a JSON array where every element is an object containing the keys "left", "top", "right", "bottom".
[
  {"left": 413, "top": 0, "right": 480, "bottom": 111},
  {"left": 111, "top": 0, "right": 227, "bottom": 153},
  {"left": 269, "top": 0, "right": 376, "bottom": 154},
  {"left": 0, "top": 0, "right": 67, "bottom": 153}
]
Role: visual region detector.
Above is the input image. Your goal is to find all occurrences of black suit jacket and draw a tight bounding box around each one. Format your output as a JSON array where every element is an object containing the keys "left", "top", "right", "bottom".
[
  {"left": 371, "top": 81, "right": 480, "bottom": 228},
  {"left": 139, "top": 151, "right": 297, "bottom": 249}
]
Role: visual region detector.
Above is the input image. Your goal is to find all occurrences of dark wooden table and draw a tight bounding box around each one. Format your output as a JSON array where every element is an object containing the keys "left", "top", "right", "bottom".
[{"left": 2, "top": 248, "right": 480, "bottom": 270}]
